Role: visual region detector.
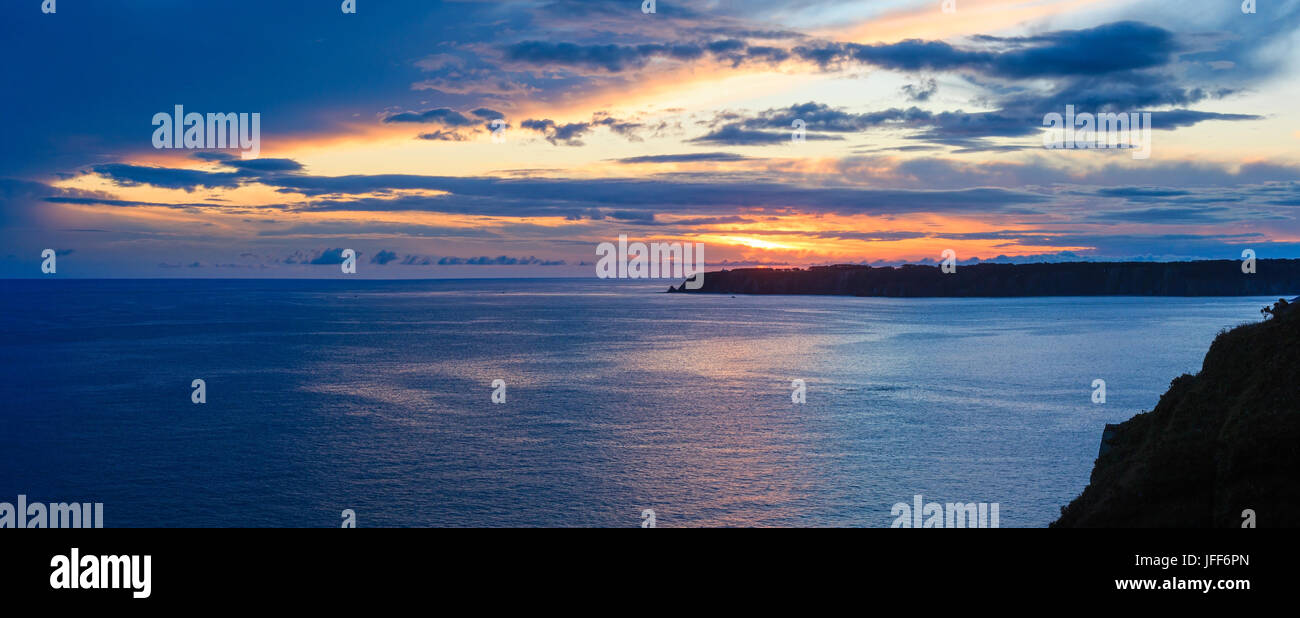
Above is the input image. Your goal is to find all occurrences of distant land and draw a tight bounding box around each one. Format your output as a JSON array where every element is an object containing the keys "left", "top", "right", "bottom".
[{"left": 668, "top": 260, "right": 1300, "bottom": 297}]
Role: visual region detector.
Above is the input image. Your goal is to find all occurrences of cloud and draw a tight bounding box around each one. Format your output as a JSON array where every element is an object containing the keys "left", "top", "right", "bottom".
[
  {"left": 499, "top": 35, "right": 804, "bottom": 75},
  {"left": 72, "top": 155, "right": 1300, "bottom": 228},
  {"left": 383, "top": 108, "right": 480, "bottom": 126},
  {"left": 382, "top": 107, "right": 509, "bottom": 141},
  {"left": 220, "top": 158, "right": 304, "bottom": 173},
  {"left": 902, "top": 77, "right": 937, "bottom": 102},
  {"left": 520, "top": 113, "right": 644, "bottom": 145},
  {"left": 502, "top": 41, "right": 705, "bottom": 73},
  {"left": 90, "top": 164, "right": 244, "bottom": 191},
  {"left": 395, "top": 253, "right": 566, "bottom": 266},
  {"left": 436, "top": 255, "right": 566, "bottom": 266},
  {"left": 417, "top": 130, "right": 470, "bottom": 141},
  {"left": 693, "top": 98, "right": 1262, "bottom": 149},
  {"left": 500, "top": 20, "right": 1269, "bottom": 150},
  {"left": 537, "top": 19, "right": 1177, "bottom": 84},
  {"left": 690, "top": 125, "right": 843, "bottom": 145},
  {"left": 1145, "top": 109, "right": 1263, "bottom": 129},
  {"left": 295, "top": 248, "right": 356, "bottom": 265},
  {"left": 273, "top": 176, "right": 1049, "bottom": 219},
  {"left": 88, "top": 158, "right": 311, "bottom": 192},
  {"left": 692, "top": 103, "right": 1035, "bottom": 147},
  {"left": 796, "top": 22, "right": 1181, "bottom": 78},
  {"left": 613, "top": 152, "right": 750, "bottom": 164}
]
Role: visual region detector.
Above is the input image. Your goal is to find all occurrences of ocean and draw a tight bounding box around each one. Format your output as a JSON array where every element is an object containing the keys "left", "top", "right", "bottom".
[{"left": 0, "top": 278, "right": 1277, "bottom": 527}]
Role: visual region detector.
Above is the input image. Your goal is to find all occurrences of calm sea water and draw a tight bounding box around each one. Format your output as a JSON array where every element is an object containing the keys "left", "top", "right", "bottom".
[{"left": 0, "top": 279, "right": 1276, "bottom": 527}]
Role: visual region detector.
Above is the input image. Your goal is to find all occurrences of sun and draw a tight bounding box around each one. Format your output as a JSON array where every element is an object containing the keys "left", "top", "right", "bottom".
[{"left": 716, "top": 236, "right": 795, "bottom": 250}]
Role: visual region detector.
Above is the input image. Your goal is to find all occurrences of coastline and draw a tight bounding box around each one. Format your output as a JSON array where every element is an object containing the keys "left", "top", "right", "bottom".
[
  {"left": 669, "top": 260, "right": 1300, "bottom": 298},
  {"left": 1053, "top": 297, "right": 1299, "bottom": 527}
]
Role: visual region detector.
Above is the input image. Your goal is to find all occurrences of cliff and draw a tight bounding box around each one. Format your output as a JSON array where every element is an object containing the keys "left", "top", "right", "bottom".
[
  {"left": 1052, "top": 298, "right": 1300, "bottom": 527},
  {"left": 667, "top": 260, "right": 1300, "bottom": 297}
]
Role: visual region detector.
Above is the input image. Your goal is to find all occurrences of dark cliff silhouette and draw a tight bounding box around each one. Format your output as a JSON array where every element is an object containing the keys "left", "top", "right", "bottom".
[
  {"left": 668, "top": 260, "right": 1300, "bottom": 297},
  {"left": 1053, "top": 298, "right": 1300, "bottom": 527}
]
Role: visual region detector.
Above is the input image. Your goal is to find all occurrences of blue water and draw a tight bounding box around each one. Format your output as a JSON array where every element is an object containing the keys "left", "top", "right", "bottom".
[{"left": 0, "top": 279, "right": 1277, "bottom": 527}]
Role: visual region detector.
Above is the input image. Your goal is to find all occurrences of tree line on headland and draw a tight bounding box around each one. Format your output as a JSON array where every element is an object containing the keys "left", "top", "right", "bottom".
[{"left": 668, "top": 260, "right": 1300, "bottom": 297}]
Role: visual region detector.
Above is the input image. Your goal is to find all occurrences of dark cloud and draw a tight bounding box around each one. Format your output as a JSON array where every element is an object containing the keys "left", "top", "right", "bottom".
[
  {"left": 43, "top": 196, "right": 215, "bottom": 210},
  {"left": 902, "top": 78, "right": 938, "bottom": 102},
  {"left": 614, "top": 152, "right": 750, "bottom": 164},
  {"left": 692, "top": 103, "right": 1036, "bottom": 147},
  {"left": 274, "top": 176, "right": 1049, "bottom": 219},
  {"left": 417, "top": 130, "right": 470, "bottom": 141},
  {"left": 520, "top": 114, "right": 644, "bottom": 146},
  {"left": 690, "top": 125, "right": 843, "bottom": 145},
  {"left": 501, "top": 37, "right": 797, "bottom": 73},
  {"left": 1146, "top": 109, "right": 1262, "bottom": 129},
  {"left": 90, "top": 164, "right": 244, "bottom": 191},
  {"left": 220, "top": 158, "right": 304, "bottom": 172},
  {"left": 471, "top": 108, "right": 506, "bottom": 120},
  {"left": 275, "top": 248, "right": 361, "bottom": 266},
  {"left": 796, "top": 22, "right": 1179, "bottom": 78},
  {"left": 88, "top": 159, "right": 313, "bottom": 192},
  {"left": 70, "top": 153, "right": 1300, "bottom": 236},
  {"left": 694, "top": 98, "right": 1260, "bottom": 149},
  {"left": 436, "top": 255, "right": 566, "bottom": 266},
  {"left": 383, "top": 108, "right": 480, "bottom": 126},
  {"left": 503, "top": 20, "right": 1269, "bottom": 150},
  {"left": 396, "top": 253, "right": 566, "bottom": 266},
  {"left": 308, "top": 248, "right": 353, "bottom": 265},
  {"left": 1082, "top": 206, "right": 1240, "bottom": 224},
  {"left": 382, "top": 107, "right": 509, "bottom": 141},
  {"left": 503, "top": 41, "right": 703, "bottom": 72},
  {"left": 1096, "top": 187, "right": 1193, "bottom": 199}
]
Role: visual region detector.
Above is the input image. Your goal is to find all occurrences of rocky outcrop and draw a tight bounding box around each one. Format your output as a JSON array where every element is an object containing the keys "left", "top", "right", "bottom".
[
  {"left": 1052, "top": 298, "right": 1300, "bottom": 527},
  {"left": 668, "top": 260, "right": 1300, "bottom": 297}
]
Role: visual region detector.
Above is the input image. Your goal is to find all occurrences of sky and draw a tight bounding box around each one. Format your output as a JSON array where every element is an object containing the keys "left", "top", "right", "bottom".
[{"left": 2, "top": 0, "right": 1299, "bottom": 278}]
